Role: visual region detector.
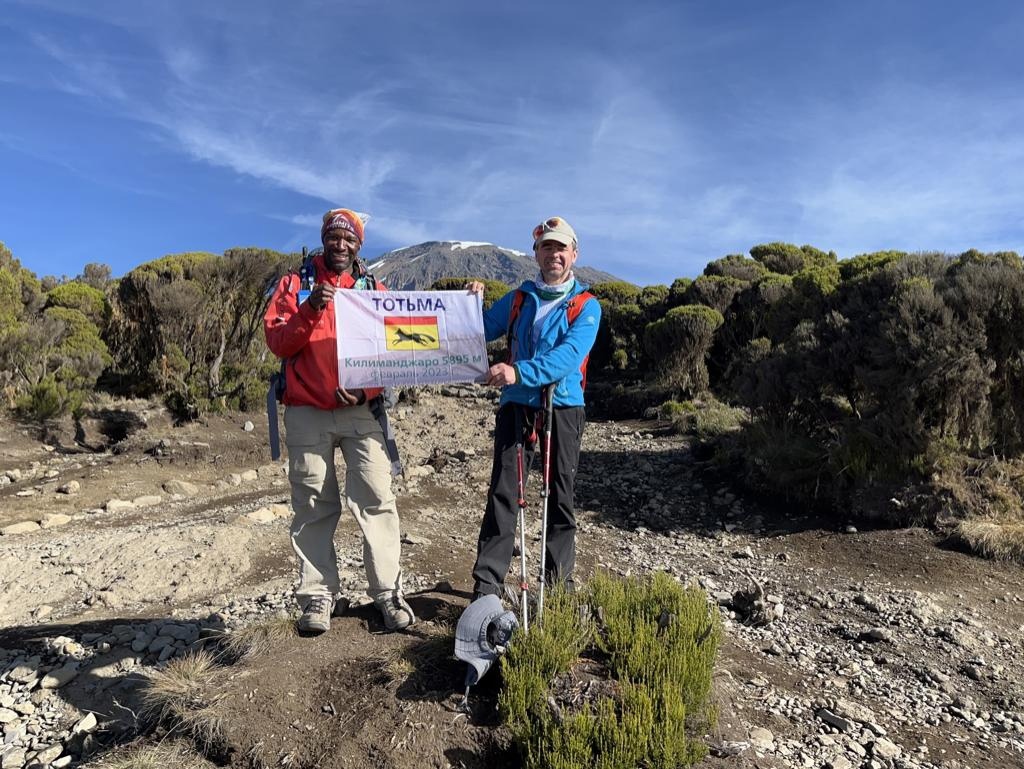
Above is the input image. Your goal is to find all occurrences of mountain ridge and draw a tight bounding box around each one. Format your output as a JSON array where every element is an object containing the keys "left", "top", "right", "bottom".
[{"left": 364, "top": 240, "right": 625, "bottom": 290}]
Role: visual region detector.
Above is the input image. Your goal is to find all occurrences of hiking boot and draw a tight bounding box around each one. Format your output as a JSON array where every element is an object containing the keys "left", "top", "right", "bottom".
[
  {"left": 374, "top": 592, "right": 416, "bottom": 632},
  {"left": 297, "top": 595, "right": 334, "bottom": 634}
]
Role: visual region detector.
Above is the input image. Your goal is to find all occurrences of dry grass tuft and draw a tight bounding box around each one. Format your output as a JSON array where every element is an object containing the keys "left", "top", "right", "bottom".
[
  {"left": 218, "top": 615, "right": 297, "bottom": 662},
  {"left": 948, "top": 518, "right": 1024, "bottom": 563},
  {"left": 373, "top": 623, "right": 457, "bottom": 686},
  {"left": 82, "top": 739, "right": 218, "bottom": 769},
  {"left": 431, "top": 601, "right": 463, "bottom": 630},
  {"left": 139, "top": 650, "right": 225, "bottom": 750}
]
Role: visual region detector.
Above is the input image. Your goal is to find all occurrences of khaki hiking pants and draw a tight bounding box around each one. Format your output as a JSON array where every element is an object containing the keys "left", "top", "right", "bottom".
[{"left": 284, "top": 404, "right": 402, "bottom": 606}]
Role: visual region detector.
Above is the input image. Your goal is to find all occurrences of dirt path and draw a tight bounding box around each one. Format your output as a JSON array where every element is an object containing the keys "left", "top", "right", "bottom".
[{"left": 0, "top": 390, "right": 1022, "bottom": 768}]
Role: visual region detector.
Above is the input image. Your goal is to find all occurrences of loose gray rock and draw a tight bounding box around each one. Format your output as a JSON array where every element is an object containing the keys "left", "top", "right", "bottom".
[
  {"left": 162, "top": 479, "right": 199, "bottom": 496},
  {"left": 244, "top": 509, "right": 276, "bottom": 525},
  {"left": 859, "top": 627, "right": 893, "bottom": 643},
  {"left": 1, "top": 522, "right": 40, "bottom": 536},
  {"left": 817, "top": 708, "right": 857, "bottom": 733},
  {"left": 56, "top": 481, "right": 80, "bottom": 495},
  {"left": 870, "top": 737, "right": 901, "bottom": 759},
  {"left": 33, "top": 743, "right": 63, "bottom": 765},
  {"left": 40, "top": 664, "right": 78, "bottom": 689},
  {"left": 748, "top": 727, "right": 774, "bottom": 749},
  {"left": 831, "top": 698, "right": 879, "bottom": 726},
  {"left": 243, "top": 420, "right": 255, "bottom": 432},
  {"left": 72, "top": 712, "right": 97, "bottom": 735}
]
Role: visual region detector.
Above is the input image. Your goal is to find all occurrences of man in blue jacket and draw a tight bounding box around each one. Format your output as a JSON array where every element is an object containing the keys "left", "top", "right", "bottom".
[{"left": 467, "top": 216, "right": 601, "bottom": 599}]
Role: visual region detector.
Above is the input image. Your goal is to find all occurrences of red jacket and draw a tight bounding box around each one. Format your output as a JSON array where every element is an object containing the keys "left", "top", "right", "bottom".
[{"left": 264, "top": 253, "right": 384, "bottom": 410}]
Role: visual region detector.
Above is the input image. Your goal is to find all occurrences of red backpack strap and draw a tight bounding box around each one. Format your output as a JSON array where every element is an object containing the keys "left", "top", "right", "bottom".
[
  {"left": 565, "top": 291, "right": 597, "bottom": 391},
  {"left": 505, "top": 289, "right": 526, "bottom": 364},
  {"left": 565, "top": 291, "right": 596, "bottom": 324}
]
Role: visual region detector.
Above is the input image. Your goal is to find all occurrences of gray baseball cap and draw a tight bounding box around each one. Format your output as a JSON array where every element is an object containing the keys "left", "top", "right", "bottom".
[{"left": 454, "top": 594, "right": 519, "bottom": 685}]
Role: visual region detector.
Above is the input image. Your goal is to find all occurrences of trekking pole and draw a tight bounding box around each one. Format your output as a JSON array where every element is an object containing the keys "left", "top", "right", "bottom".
[
  {"left": 515, "top": 410, "right": 530, "bottom": 632},
  {"left": 537, "top": 384, "right": 555, "bottom": 623}
]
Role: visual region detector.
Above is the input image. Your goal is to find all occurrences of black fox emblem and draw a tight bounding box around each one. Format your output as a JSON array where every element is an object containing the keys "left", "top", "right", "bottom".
[{"left": 395, "top": 328, "right": 436, "bottom": 346}]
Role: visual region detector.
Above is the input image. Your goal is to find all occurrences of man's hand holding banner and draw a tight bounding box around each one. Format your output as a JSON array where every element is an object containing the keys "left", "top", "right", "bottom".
[{"left": 335, "top": 290, "right": 489, "bottom": 388}]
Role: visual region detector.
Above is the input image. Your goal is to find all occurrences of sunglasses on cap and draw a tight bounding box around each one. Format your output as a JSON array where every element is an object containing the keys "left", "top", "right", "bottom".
[{"left": 532, "top": 217, "right": 570, "bottom": 242}]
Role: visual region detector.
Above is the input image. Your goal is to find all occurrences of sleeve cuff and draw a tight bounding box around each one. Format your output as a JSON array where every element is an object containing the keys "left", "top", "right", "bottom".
[{"left": 298, "top": 299, "right": 324, "bottom": 321}]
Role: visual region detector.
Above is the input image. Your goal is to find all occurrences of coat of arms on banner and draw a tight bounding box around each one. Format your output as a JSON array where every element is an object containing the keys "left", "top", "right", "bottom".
[
  {"left": 334, "top": 290, "right": 488, "bottom": 388},
  {"left": 384, "top": 316, "right": 440, "bottom": 350}
]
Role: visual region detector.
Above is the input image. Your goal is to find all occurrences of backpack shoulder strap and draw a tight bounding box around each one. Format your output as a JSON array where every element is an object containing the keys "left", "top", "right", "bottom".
[
  {"left": 352, "top": 257, "right": 378, "bottom": 290},
  {"left": 505, "top": 289, "right": 527, "bottom": 364},
  {"left": 508, "top": 289, "right": 526, "bottom": 328},
  {"left": 297, "top": 249, "right": 320, "bottom": 289},
  {"left": 565, "top": 290, "right": 596, "bottom": 324},
  {"left": 567, "top": 291, "right": 597, "bottom": 392}
]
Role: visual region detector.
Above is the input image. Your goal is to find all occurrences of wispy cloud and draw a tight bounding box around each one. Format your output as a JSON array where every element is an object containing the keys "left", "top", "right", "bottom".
[
  {"left": 792, "top": 81, "right": 1024, "bottom": 255},
  {"left": 7, "top": 1, "right": 1024, "bottom": 283},
  {"left": 28, "top": 31, "right": 128, "bottom": 101}
]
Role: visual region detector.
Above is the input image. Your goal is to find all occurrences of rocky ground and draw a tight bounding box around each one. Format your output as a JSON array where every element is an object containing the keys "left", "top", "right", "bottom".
[{"left": 0, "top": 388, "right": 1022, "bottom": 769}]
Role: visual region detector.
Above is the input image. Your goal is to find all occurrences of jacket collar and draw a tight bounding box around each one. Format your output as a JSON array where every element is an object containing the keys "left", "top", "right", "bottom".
[{"left": 313, "top": 252, "right": 357, "bottom": 288}]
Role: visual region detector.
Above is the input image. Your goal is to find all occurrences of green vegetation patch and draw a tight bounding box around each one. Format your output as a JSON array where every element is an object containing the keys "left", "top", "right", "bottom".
[
  {"left": 659, "top": 398, "right": 746, "bottom": 439},
  {"left": 46, "top": 280, "right": 108, "bottom": 325},
  {"left": 500, "top": 572, "right": 720, "bottom": 769}
]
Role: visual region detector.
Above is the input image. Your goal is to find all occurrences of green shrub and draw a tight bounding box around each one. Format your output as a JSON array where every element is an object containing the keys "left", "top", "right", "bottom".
[
  {"left": 666, "top": 278, "right": 693, "bottom": 309},
  {"left": 838, "top": 250, "right": 907, "bottom": 281},
  {"left": 704, "top": 254, "right": 767, "bottom": 283},
  {"left": 639, "top": 284, "right": 670, "bottom": 316},
  {"left": 591, "top": 281, "right": 642, "bottom": 305},
  {"left": 660, "top": 399, "right": 745, "bottom": 439},
  {"left": 131, "top": 252, "right": 218, "bottom": 281},
  {"left": 15, "top": 376, "right": 83, "bottom": 421},
  {"left": 658, "top": 400, "right": 696, "bottom": 420},
  {"left": 46, "top": 281, "right": 108, "bottom": 325},
  {"left": 500, "top": 573, "right": 719, "bottom": 769},
  {"left": 683, "top": 275, "right": 744, "bottom": 315},
  {"left": 643, "top": 305, "right": 724, "bottom": 395},
  {"left": 750, "top": 242, "right": 835, "bottom": 276}
]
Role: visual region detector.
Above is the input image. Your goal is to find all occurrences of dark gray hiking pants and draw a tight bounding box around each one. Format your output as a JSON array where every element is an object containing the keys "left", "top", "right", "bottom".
[{"left": 472, "top": 403, "right": 586, "bottom": 598}]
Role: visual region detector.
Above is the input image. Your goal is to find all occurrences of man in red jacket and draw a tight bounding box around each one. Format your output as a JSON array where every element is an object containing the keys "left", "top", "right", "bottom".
[{"left": 264, "top": 208, "right": 414, "bottom": 634}]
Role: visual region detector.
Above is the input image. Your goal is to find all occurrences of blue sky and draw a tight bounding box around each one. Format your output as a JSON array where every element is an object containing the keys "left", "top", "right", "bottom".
[{"left": 2, "top": 1, "right": 1023, "bottom": 286}]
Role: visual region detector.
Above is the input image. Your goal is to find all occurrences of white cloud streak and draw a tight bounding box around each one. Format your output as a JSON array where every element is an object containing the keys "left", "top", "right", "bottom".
[{"left": 11, "top": 3, "right": 1024, "bottom": 282}]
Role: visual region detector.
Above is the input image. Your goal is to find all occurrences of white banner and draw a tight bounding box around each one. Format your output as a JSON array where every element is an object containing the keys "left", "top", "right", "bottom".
[{"left": 335, "top": 290, "right": 489, "bottom": 388}]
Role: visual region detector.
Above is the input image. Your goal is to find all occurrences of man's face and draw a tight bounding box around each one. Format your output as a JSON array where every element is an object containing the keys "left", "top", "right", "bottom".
[
  {"left": 322, "top": 228, "right": 361, "bottom": 274},
  {"left": 534, "top": 239, "right": 577, "bottom": 285}
]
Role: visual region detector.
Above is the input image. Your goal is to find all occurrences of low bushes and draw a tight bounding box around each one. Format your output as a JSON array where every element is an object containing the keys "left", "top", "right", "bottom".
[
  {"left": 500, "top": 572, "right": 720, "bottom": 769},
  {"left": 658, "top": 398, "right": 745, "bottom": 440}
]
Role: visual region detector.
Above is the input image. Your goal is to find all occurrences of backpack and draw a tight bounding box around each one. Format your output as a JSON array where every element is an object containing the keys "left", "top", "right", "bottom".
[{"left": 505, "top": 288, "right": 597, "bottom": 391}]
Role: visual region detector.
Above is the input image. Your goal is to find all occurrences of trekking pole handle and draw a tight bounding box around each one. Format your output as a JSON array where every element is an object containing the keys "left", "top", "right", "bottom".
[{"left": 542, "top": 384, "right": 555, "bottom": 426}]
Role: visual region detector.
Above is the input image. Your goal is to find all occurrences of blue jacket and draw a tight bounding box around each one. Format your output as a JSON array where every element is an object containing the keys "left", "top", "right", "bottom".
[{"left": 483, "top": 280, "right": 602, "bottom": 408}]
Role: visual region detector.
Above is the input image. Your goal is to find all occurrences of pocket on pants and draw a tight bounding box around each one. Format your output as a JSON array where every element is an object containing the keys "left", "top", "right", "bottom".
[
  {"left": 351, "top": 408, "right": 384, "bottom": 438},
  {"left": 284, "top": 407, "right": 328, "bottom": 482}
]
